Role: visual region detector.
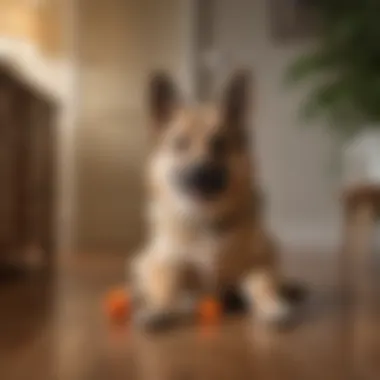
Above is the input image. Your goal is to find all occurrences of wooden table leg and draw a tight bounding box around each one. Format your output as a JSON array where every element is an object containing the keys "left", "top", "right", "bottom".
[
  {"left": 347, "top": 200, "right": 375, "bottom": 299},
  {"left": 341, "top": 199, "right": 376, "bottom": 378}
]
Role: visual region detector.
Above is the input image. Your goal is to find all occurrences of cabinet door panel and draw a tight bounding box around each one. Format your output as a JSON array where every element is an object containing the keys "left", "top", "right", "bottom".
[{"left": 0, "top": 75, "right": 18, "bottom": 251}]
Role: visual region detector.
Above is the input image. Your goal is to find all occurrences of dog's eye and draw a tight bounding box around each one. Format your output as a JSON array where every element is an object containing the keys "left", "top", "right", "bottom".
[
  {"left": 210, "top": 135, "right": 228, "bottom": 157},
  {"left": 174, "top": 136, "right": 190, "bottom": 152}
]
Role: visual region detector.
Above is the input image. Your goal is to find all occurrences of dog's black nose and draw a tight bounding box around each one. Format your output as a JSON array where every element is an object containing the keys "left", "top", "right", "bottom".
[{"left": 185, "top": 161, "right": 228, "bottom": 198}]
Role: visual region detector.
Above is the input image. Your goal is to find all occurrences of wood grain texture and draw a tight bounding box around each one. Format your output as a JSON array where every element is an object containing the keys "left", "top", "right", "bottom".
[{"left": 1, "top": 252, "right": 379, "bottom": 380}]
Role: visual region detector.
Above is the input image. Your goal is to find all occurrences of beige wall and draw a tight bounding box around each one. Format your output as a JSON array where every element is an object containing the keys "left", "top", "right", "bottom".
[{"left": 76, "top": 0, "right": 186, "bottom": 253}]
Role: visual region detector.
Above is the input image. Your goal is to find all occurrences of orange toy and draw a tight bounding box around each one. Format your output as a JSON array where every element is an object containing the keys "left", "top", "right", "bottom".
[
  {"left": 105, "top": 289, "right": 222, "bottom": 326},
  {"left": 198, "top": 296, "right": 222, "bottom": 324},
  {"left": 104, "top": 288, "right": 131, "bottom": 323}
]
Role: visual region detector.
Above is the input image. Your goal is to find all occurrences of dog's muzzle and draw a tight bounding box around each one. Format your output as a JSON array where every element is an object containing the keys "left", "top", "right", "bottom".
[{"left": 180, "top": 161, "right": 228, "bottom": 199}]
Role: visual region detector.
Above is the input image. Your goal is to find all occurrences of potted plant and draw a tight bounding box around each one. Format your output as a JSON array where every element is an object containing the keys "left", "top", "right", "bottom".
[{"left": 285, "top": 0, "right": 380, "bottom": 187}]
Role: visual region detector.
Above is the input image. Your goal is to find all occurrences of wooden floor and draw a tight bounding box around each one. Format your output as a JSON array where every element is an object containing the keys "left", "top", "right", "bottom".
[{"left": 0, "top": 252, "right": 379, "bottom": 380}]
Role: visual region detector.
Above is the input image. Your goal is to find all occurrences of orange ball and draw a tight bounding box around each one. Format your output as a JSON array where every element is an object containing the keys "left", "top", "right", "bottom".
[
  {"left": 105, "top": 288, "right": 131, "bottom": 323},
  {"left": 198, "top": 297, "right": 222, "bottom": 324}
]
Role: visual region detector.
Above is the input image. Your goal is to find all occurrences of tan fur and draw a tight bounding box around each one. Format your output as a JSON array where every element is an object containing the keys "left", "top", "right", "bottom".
[{"left": 130, "top": 71, "right": 293, "bottom": 327}]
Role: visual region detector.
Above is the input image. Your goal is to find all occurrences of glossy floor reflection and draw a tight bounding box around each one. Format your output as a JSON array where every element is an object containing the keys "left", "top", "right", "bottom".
[{"left": 0, "top": 253, "right": 379, "bottom": 380}]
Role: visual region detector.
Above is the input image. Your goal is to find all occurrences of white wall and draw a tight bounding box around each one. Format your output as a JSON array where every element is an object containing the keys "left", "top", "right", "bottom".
[{"left": 207, "top": 0, "right": 341, "bottom": 251}]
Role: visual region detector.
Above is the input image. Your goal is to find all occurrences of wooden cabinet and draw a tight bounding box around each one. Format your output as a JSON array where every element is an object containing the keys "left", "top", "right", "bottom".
[{"left": 0, "top": 63, "right": 56, "bottom": 272}]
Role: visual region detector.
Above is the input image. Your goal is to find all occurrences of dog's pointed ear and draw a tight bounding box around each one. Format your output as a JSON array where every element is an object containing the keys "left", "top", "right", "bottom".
[
  {"left": 148, "top": 71, "right": 178, "bottom": 129},
  {"left": 222, "top": 69, "right": 252, "bottom": 129}
]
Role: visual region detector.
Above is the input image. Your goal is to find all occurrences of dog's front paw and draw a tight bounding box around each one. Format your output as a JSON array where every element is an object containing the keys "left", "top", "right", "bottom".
[
  {"left": 255, "top": 299, "right": 293, "bottom": 327},
  {"left": 133, "top": 309, "right": 178, "bottom": 332}
]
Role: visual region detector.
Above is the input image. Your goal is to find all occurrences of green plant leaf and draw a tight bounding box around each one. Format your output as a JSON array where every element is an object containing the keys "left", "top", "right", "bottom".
[{"left": 284, "top": 1, "right": 380, "bottom": 137}]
